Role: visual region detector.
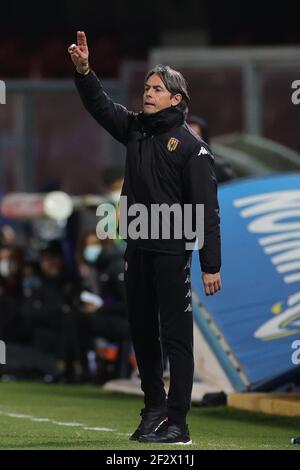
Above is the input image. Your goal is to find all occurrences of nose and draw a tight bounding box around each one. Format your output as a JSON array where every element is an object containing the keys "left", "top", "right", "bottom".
[{"left": 145, "top": 89, "right": 153, "bottom": 99}]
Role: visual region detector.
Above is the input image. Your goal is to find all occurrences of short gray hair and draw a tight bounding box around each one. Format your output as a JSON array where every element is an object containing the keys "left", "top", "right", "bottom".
[{"left": 145, "top": 64, "right": 190, "bottom": 116}]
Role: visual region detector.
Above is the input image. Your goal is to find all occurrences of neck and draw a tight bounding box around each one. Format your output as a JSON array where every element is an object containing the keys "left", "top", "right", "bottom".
[{"left": 139, "top": 106, "right": 184, "bottom": 135}]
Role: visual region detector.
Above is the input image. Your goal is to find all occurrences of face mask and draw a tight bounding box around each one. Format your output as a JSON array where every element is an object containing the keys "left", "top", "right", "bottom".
[
  {"left": 83, "top": 244, "right": 102, "bottom": 264},
  {"left": 0, "top": 260, "right": 17, "bottom": 278}
]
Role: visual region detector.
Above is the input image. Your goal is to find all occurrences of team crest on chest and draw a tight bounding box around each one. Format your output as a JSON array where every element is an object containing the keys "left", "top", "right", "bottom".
[{"left": 167, "top": 137, "right": 180, "bottom": 152}]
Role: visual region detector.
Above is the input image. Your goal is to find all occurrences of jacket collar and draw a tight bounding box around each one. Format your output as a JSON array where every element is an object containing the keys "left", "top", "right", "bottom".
[{"left": 138, "top": 106, "right": 184, "bottom": 135}]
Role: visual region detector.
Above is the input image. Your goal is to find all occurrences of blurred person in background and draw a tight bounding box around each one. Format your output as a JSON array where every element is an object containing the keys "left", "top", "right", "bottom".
[
  {"left": 186, "top": 115, "right": 210, "bottom": 144},
  {"left": 19, "top": 260, "right": 43, "bottom": 348},
  {"left": 187, "top": 115, "right": 236, "bottom": 183},
  {"left": 20, "top": 241, "right": 82, "bottom": 382},
  {"left": 77, "top": 229, "right": 103, "bottom": 295},
  {"left": 0, "top": 245, "right": 37, "bottom": 380},
  {"left": 0, "top": 245, "right": 24, "bottom": 344},
  {"left": 0, "top": 225, "right": 17, "bottom": 247},
  {"left": 77, "top": 230, "right": 131, "bottom": 369},
  {"left": 102, "top": 165, "right": 124, "bottom": 206},
  {"left": 21, "top": 260, "right": 42, "bottom": 297}
]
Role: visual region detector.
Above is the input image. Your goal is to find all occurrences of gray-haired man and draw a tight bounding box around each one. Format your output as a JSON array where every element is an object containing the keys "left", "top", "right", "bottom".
[{"left": 69, "top": 31, "right": 222, "bottom": 445}]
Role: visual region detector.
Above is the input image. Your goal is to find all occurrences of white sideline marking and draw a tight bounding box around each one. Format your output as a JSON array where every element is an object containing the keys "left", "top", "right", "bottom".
[
  {"left": 0, "top": 410, "right": 115, "bottom": 432},
  {"left": 83, "top": 426, "right": 116, "bottom": 432}
]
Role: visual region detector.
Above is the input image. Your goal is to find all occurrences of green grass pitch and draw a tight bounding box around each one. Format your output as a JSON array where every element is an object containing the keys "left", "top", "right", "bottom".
[{"left": 0, "top": 382, "right": 299, "bottom": 450}]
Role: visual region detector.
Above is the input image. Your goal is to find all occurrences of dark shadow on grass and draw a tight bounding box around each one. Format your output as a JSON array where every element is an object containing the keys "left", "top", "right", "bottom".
[{"left": 191, "top": 406, "right": 300, "bottom": 432}]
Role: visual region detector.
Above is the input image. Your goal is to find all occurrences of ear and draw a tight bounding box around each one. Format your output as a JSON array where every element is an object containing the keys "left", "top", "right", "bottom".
[{"left": 171, "top": 93, "right": 182, "bottom": 106}]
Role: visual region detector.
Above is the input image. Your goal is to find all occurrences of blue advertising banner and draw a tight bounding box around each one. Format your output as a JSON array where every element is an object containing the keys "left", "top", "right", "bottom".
[{"left": 192, "top": 173, "right": 300, "bottom": 388}]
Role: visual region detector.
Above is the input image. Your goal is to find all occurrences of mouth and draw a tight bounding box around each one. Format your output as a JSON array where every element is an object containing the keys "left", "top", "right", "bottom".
[{"left": 144, "top": 102, "right": 155, "bottom": 108}]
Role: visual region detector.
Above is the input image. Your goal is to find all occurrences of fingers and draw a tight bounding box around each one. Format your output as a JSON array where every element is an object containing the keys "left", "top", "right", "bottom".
[
  {"left": 203, "top": 278, "right": 212, "bottom": 296},
  {"left": 70, "top": 53, "right": 80, "bottom": 62},
  {"left": 68, "top": 44, "right": 86, "bottom": 62},
  {"left": 213, "top": 280, "right": 222, "bottom": 293},
  {"left": 68, "top": 44, "right": 78, "bottom": 60},
  {"left": 68, "top": 44, "right": 77, "bottom": 53},
  {"left": 77, "top": 30, "right": 87, "bottom": 47},
  {"left": 203, "top": 274, "right": 222, "bottom": 296},
  {"left": 205, "top": 281, "right": 215, "bottom": 296},
  {"left": 68, "top": 47, "right": 80, "bottom": 64},
  {"left": 214, "top": 279, "right": 222, "bottom": 291}
]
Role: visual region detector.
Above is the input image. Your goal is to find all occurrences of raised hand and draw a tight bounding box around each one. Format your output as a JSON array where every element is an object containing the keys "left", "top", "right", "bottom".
[{"left": 68, "top": 31, "right": 90, "bottom": 75}]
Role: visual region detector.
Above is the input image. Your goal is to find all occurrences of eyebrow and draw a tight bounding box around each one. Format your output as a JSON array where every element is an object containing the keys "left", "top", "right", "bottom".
[{"left": 144, "top": 84, "right": 164, "bottom": 90}]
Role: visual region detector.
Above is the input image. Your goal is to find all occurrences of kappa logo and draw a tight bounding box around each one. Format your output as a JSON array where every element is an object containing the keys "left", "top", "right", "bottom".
[
  {"left": 167, "top": 137, "right": 180, "bottom": 152},
  {"left": 185, "top": 289, "right": 192, "bottom": 298},
  {"left": 198, "top": 146, "right": 209, "bottom": 156},
  {"left": 184, "top": 304, "right": 193, "bottom": 313},
  {"left": 184, "top": 259, "right": 191, "bottom": 270}
]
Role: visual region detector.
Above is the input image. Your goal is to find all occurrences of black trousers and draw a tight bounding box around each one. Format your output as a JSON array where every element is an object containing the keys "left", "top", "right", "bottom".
[{"left": 124, "top": 246, "right": 194, "bottom": 424}]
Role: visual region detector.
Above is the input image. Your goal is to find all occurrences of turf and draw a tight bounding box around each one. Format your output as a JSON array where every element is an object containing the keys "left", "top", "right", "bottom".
[{"left": 0, "top": 382, "right": 299, "bottom": 450}]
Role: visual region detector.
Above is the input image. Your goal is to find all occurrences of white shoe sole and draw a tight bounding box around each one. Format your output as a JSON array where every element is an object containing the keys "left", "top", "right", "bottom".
[
  {"left": 165, "top": 440, "right": 193, "bottom": 445},
  {"left": 141, "top": 439, "right": 193, "bottom": 445}
]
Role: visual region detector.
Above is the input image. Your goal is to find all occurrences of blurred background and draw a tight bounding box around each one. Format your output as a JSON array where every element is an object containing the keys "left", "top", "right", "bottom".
[
  {"left": 1, "top": 0, "right": 300, "bottom": 194},
  {"left": 1, "top": 0, "right": 300, "bottom": 400}
]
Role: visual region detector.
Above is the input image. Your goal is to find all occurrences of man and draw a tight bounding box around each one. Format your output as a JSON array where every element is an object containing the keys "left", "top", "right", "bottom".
[
  {"left": 21, "top": 242, "right": 81, "bottom": 382},
  {"left": 187, "top": 115, "right": 237, "bottom": 183},
  {"left": 69, "top": 31, "right": 222, "bottom": 445}
]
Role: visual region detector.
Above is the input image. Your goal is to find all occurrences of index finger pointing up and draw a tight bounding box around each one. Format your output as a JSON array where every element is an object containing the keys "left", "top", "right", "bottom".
[{"left": 77, "top": 31, "right": 87, "bottom": 47}]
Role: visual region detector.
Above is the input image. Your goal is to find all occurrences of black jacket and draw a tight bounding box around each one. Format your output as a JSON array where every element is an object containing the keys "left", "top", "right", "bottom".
[{"left": 75, "top": 71, "right": 221, "bottom": 274}]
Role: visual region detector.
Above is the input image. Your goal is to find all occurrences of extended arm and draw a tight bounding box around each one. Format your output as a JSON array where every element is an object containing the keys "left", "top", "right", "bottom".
[{"left": 68, "top": 31, "right": 132, "bottom": 144}]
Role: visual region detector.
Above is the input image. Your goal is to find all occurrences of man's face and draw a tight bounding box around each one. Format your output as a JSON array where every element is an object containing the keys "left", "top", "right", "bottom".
[
  {"left": 143, "top": 74, "right": 182, "bottom": 114},
  {"left": 0, "top": 247, "right": 19, "bottom": 278},
  {"left": 188, "top": 122, "right": 203, "bottom": 138},
  {"left": 40, "top": 255, "right": 63, "bottom": 278}
]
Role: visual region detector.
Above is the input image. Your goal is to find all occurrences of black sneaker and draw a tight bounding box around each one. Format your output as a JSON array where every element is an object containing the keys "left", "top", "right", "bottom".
[
  {"left": 129, "top": 405, "right": 167, "bottom": 441},
  {"left": 138, "top": 418, "right": 192, "bottom": 445}
]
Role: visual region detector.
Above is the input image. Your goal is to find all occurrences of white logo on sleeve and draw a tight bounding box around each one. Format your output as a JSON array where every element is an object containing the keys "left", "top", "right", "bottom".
[{"left": 198, "top": 146, "right": 209, "bottom": 156}]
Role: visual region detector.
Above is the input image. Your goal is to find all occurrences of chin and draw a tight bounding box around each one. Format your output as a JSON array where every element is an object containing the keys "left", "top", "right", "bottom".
[{"left": 143, "top": 106, "right": 157, "bottom": 114}]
